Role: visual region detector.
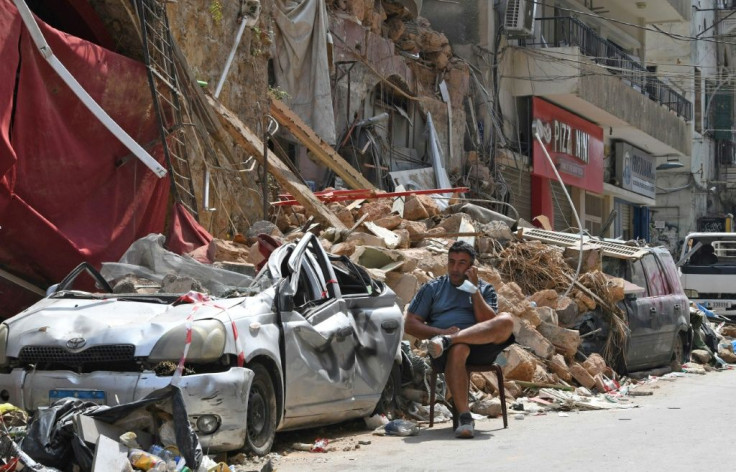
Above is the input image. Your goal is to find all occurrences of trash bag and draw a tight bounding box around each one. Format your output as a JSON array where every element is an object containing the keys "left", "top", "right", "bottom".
[
  {"left": 20, "top": 398, "right": 103, "bottom": 469},
  {"left": 86, "top": 385, "right": 202, "bottom": 471},
  {"left": 701, "top": 319, "right": 720, "bottom": 354}
]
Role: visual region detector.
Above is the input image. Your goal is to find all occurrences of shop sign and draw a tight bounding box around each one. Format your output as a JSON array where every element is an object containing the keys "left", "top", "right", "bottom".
[
  {"left": 531, "top": 97, "right": 604, "bottom": 193},
  {"left": 614, "top": 142, "right": 655, "bottom": 199}
]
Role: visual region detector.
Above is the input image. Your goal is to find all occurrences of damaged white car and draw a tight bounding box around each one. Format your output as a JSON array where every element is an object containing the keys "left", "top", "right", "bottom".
[{"left": 0, "top": 233, "right": 404, "bottom": 454}]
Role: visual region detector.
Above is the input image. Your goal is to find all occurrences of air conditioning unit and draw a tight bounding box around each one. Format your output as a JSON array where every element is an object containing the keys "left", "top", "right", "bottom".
[{"left": 504, "top": 0, "right": 537, "bottom": 38}]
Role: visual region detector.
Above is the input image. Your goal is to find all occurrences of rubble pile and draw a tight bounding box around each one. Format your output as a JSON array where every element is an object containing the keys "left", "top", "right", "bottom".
[
  {"left": 194, "top": 195, "right": 734, "bottom": 421},
  {"left": 92, "top": 192, "right": 736, "bottom": 425},
  {"left": 2, "top": 194, "right": 736, "bottom": 470},
  {"left": 267, "top": 196, "right": 736, "bottom": 418},
  {"left": 327, "top": 0, "right": 454, "bottom": 69}
]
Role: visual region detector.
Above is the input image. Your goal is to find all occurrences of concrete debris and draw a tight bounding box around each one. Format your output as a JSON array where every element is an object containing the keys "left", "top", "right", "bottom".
[{"left": 247, "top": 194, "right": 736, "bottom": 428}]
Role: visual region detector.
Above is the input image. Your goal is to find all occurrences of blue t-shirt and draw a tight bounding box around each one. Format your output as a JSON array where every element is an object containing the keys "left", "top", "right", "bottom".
[{"left": 407, "top": 275, "right": 498, "bottom": 330}]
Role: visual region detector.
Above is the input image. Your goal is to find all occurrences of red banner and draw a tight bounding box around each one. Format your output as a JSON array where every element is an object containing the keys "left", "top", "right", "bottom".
[{"left": 0, "top": 3, "right": 169, "bottom": 318}]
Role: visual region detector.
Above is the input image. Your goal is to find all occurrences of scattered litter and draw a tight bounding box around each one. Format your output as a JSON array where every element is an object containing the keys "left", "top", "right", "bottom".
[
  {"left": 363, "top": 414, "right": 389, "bottom": 430},
  {"left": 373, "top": 419, "right": 419, "bottom": 436},
  {"left": 558, "top": 412, "right": 569, "bottom": 417}
]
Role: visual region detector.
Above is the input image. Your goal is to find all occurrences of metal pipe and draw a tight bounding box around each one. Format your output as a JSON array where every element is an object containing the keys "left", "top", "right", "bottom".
[
  {"left": 534, "top": 128, "right": 584, "bottom": 298},
  {"left": 214, "top": 17, "right": 248, "bottom": 99},
  {"left": 13, "top": 0, "right": 167, "bottom": 178},
  {"left": 262, "top": 118, "right": 269, "bottom": 218},
  {"left": 0, "top": 268, "right": 45, "bottom": 296}
]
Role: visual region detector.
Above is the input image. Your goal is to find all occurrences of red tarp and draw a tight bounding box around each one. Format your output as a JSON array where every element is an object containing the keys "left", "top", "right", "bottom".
[{"left": 0, "top": 3, "right": 171, "bottom": 318}]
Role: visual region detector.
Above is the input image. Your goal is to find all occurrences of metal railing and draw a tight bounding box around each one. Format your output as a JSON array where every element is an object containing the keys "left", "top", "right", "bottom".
[{"left": 520, "top": 17, "right": 692, "bottom": 121}]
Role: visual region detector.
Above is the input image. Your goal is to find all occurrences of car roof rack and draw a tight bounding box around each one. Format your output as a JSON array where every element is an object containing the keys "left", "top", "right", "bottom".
[{"left": 518, "top": 228, "right": 648, "bottom": 259}]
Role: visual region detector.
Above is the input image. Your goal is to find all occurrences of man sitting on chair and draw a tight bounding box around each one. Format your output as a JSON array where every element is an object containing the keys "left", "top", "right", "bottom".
[{"left": 404, "top": 241, "right": 514, "bottom": 438}]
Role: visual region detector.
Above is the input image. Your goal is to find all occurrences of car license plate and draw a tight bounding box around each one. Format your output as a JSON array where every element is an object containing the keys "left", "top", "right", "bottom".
[{"left": 49, "top": 389, "right": 106, "bottom": 404}]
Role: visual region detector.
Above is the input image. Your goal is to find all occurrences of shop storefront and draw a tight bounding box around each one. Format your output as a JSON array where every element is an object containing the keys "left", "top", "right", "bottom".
[
  {"left": 611, "top": 141, "right": 656, "bottom": 241},
  {"left": 530, "top": 97, "right": 604, "bottom": 230}
]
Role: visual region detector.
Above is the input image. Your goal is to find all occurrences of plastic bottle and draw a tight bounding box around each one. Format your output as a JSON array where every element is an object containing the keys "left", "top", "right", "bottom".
[{"left": 129, "top": 448, "right": 167, "bottom": 471}]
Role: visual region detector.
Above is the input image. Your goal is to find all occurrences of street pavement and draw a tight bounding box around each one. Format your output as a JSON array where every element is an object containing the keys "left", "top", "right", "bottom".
[{"left": 271, "top": 368, "right": 736, "bottom": 471}]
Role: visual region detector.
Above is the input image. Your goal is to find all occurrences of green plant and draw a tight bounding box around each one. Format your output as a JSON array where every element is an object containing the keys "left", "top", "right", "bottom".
[
  {"left": 209, "top": 1, "right": 223, "bottom": 24},
  {"left": 268, "top": 86, "right": 290, "bottom": 101}
]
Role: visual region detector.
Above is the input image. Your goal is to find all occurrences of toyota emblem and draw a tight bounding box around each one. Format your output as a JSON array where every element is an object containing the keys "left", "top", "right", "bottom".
[{"left": 66, "top": 337, "right": 86, "bottom": 350}]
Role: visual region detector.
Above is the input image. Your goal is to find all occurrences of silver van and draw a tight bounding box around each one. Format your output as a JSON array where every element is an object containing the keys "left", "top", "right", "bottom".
[{"left": 521, "top": 229, "right": 692, "bottom": 374}]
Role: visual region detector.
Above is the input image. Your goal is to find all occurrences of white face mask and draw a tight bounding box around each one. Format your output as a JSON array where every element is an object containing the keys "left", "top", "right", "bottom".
[{"left": 457, "top": 279, "right": 478, "bottom": 294}]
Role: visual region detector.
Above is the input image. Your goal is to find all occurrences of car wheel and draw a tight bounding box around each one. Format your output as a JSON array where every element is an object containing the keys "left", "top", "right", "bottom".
[
  {"left": 372, "top": 362, "right": 401, "bottom": 416},
  {"left": 671, "top": 333, "right": 685, "bottom": 372},
  {"left": 245, "top": 363, "right": 278, "bottom": 456}
]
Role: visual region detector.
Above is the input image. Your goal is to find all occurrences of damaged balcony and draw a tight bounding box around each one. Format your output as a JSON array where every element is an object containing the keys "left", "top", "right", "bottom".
[{"left": 510, "top": 16, "right": 692, "bottom": 157}]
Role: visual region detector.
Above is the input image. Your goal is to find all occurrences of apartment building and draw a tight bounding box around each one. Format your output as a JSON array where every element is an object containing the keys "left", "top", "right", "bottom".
[{"left": 424, "top": 1, "right": 734, "bottom": 250}]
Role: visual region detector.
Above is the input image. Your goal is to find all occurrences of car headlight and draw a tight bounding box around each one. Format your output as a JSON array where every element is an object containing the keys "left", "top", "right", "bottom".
[
  {"left": 149, "top": 320, "right": 226, "bottom": 363},
  {"left": 0, "top": 324, "right": 7, "bottom": 367},
  {"left": 684, "top": 289, "right": 699, "bottom": 298}
]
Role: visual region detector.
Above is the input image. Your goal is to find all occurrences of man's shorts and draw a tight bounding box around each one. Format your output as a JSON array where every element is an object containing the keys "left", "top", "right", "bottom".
[{"left": 432, "top": 334, "right": 516, "bottom": 372}]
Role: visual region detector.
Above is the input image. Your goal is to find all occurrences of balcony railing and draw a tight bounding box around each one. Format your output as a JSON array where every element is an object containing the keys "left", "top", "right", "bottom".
[{"left": 520, "top": 17, "right": 693, "bottom": 122}]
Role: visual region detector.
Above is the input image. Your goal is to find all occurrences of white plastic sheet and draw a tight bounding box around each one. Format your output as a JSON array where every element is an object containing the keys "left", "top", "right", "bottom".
[{"left": 273, "top": 0, "right": 336, "bottom": 144}]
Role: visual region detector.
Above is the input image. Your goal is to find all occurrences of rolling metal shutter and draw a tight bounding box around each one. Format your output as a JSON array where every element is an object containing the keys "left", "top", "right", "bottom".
[
  {"left": 499, "top": 166, "right": 532, "bottom": 222},
  {"left": 551, "top": 180, "right": 575, "bottom": 232}
]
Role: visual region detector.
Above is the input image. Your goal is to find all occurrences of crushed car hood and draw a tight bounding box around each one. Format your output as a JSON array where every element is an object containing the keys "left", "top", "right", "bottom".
[{"left": 3, "top": 294, "right": 268, "bottom": 358}]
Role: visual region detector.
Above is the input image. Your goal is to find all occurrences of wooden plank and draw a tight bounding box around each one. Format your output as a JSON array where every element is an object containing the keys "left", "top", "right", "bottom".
[
  {"left": 206, "top": 96, "right": 347, "bottom": 231},
  {"left": 269, "top": 98, "right": 375, "bottom": 191}
]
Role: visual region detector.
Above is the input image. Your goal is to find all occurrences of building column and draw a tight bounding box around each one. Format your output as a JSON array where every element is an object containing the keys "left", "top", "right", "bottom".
[{"left": 531, "top": 175, "right": 554, "bottom": 228}]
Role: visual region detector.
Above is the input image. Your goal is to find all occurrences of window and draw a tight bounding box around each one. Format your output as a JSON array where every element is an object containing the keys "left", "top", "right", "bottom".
[
  {"left": 630, "top": 259, "right": 649, "bottom": 296},
  {"left": 640, "top": 254, "right": 669, "bottom": 296},
  {"left": 584, "top": 193, "right": 603, "bottom": 236}
]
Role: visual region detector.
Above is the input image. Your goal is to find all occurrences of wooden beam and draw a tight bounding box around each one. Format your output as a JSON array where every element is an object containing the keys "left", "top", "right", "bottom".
[
  {"left": 269, "top": 97, "right": 375, "bottom": 191},
  {"left": 206, "top": 95, "right": 347, "bottom": 231}
]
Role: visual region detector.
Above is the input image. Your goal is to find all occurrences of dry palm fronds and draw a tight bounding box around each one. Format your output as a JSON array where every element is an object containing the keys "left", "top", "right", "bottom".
[
  {"left": 496, "top": 241, "right": 573, "bottom": 294},
  {"left": 572, "top": 271, "right": 629, "bottom": 368}
]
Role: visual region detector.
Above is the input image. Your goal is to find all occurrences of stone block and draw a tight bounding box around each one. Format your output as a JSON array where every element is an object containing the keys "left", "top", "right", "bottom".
[
  {"left": 512, "top": 318, "right": 555, "bottom": 359},
  {"left": 385, "top": 272, "right": 419, "bottom": 308},
  {"left": 691, "top": 349, "right": 712, "bottom": 365},
  {"left": 356, "top": 201, "right": 393, "bottom": 222},
  {"left": 374, "top": 214, "right": 402, "bottom": 230},
  {"left": 555, "top": 296, "right": 580, "bottom": 328},
  {"left": 498, "top": 344, "right": 537, "bottom": 382},
  {"left": 394, "top": 228, "right": 411, "bottom": 249},
  {"left": 402, "top": 220, "right": 428, "bottom": 240},
  {"left": 582, "top": 353, "right": 607, "bottom": 377},
  {"left": 331, "top": 241, "right": 356, "bottom": 256},
  {"left": 536, "top": 306, "right": 558, "bottom": 325},
  {"left": 536, "top": 322, "right": 581, "bottom": 357},
  {"left": 207, "top": 239, "right": 250, "bottom": 263},
  {"left": 570, "top": 362, "right": 596, "bottom": 390},
  {"left": 529, "top": 289, "right": 559, "bottom": 309},
  {"left": 471, "top": 397, "right": 503, "bottom": 418},
  {"left": 546, "top": 354, "right": 572, "bottom": 382},
  {"left": 403, "top": 196, "right": 429, "bottom": 221},
  {"left": 345, "top": 232, "right": 386, "bottom": 248}
]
